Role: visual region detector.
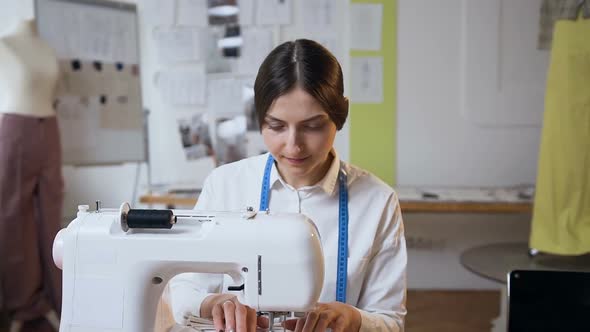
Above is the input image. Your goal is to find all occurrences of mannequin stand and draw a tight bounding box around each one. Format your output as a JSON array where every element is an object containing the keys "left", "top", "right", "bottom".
[{"left": 9, "top": 309, "right": 59, "bottom": 332}]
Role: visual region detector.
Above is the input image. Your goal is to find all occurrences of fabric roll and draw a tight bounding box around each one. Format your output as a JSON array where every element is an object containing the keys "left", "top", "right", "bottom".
[{"left": 530, "top": 16, "right": 590, "bottom": 255}]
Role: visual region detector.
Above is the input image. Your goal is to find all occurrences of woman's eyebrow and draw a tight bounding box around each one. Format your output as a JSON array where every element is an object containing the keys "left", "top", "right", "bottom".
[
  {"left": 265, "top": 114, "right": 328, "bottom": 123},
  {"left": 300, "top": 115, "right": 328, "bottom": 123},
  {"left": 264, "top": 115, "right": 285, "bottom": 123}
]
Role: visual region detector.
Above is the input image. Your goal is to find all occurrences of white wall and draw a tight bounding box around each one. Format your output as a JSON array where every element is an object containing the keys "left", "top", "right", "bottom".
[
  {"left": 397, "top": 0, "right": 548, "bottom": 187},
  {"left": 396, "top": 0, "right": 545, "bottom": 289},
  {"left": 0, "top": 0, "right": 33, "bottom": 32}
]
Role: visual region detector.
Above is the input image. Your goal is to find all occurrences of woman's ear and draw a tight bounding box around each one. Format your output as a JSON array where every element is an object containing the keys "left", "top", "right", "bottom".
[{"left": 344, "top": 96, "right": 350, "bottom": 110}]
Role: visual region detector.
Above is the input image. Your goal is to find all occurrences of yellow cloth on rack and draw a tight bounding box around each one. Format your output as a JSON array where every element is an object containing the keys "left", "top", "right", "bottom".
[{"left": 530, "top": 16, "right": 590, "bottom": 255}]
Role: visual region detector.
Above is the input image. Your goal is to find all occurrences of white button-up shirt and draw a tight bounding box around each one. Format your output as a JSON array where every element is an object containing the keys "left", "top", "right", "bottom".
[{"left": 169, "top": 152, "right": 407, "bottom": 331}]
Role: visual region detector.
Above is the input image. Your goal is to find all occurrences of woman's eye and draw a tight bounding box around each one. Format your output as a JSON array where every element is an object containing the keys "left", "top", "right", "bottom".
[
  {"left": 267, "top": 124, "right": 285, "bottom": 131},
  {"left": 304, "top": 123, "right": 325, "bottom": 130}
]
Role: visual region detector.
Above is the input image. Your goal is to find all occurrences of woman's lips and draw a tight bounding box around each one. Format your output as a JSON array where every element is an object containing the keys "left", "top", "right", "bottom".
[{"left": 284, "top": 156, "right": 309, "bottom": 165}]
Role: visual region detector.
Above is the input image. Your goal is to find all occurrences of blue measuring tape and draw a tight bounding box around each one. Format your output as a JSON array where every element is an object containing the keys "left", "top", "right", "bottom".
[
  {"left": 259, "top": 154, "right": 349, "bottom": 302},
  {"left": 259, "top": 154, "right": 275, "bottom": 212}
]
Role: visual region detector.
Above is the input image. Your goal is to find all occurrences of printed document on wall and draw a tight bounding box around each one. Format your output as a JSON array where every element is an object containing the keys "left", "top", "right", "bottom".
[
  {"left": 351, "top": 56, "right": 383, "bottom": 104},
  {"left": 155, "top": 67, "right": 207, "bottom": 106},
  {"left": 239, "top": 0, "right": 255, "bottom": 26},
  {"left": 350, "top": 3, "right": 383, "bottom": 51},
  {"left": 177, "top": 0, "right": 208, "bottom": 27},
  {"left": 207, "top": 78, "right": 243, "bottom": 116},
  {"left": 301, "top": 0, "right": 338, "bottom": 32},
  {"left": 154, "top": 27, "right": 205, "bottom": 64},
  {"left": 237, "top": 28, "right": 274, "bottom": 75},
  {"left": 56, "top": 96, "right": 98, "bottom": 150},
  {"left": 256, "top": 0, "right": 292, "bottom": 25},
  {"left": 37, "top": 2, "right": 138, "bottom": 63},
  {"left": 142, "top": 0, "right": 175, "bottom": 26}
]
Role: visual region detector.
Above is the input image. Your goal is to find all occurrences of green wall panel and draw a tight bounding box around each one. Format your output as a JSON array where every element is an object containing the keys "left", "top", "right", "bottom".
[{"left": 349, "top": 0, "right": 396, "bottom": 186}]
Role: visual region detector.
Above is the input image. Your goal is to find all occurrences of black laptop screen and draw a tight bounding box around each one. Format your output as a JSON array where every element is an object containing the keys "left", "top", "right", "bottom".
[{"left": 508, "top": 270, "right": 590, "bottom": 331}]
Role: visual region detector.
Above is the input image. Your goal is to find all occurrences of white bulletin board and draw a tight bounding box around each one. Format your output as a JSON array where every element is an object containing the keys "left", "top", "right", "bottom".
[{"left": 35, "top": 0, "right": 146, "bottom": 165}]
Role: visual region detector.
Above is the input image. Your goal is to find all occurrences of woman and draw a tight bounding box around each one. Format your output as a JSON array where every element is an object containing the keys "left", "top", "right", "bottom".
[{"left": 169, "top": 39, "right": 407, "bottom": 332}]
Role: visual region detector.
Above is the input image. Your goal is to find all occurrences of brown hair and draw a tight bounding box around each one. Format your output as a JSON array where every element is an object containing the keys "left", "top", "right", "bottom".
[{"left": 254, "top": 39, "right": 348, "bottom": 130}]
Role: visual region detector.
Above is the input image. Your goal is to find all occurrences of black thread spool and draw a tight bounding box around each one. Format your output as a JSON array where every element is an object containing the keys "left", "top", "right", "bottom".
[{"left": 126, "top": 209, "right": 176, "bottom": 229}]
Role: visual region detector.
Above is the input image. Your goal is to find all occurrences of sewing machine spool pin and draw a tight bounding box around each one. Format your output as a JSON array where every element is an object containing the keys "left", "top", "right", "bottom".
[{"left": 119, "top": 203, "right": 216, "bottom": 233}]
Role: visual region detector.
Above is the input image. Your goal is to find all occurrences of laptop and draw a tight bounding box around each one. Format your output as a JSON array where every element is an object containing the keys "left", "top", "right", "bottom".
[{"left": 507, "top": 270, "right": 590, "bottom": 331}]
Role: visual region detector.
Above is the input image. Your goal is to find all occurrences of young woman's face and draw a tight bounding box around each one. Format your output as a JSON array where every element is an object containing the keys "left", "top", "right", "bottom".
[{"left": 262, "top": 86, "right": 337, "bottom": 188}]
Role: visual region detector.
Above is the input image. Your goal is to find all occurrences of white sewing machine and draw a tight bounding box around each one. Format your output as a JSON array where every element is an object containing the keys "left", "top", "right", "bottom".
[{"left": 52, "top": 202, "right": 325, "bottom": 332}]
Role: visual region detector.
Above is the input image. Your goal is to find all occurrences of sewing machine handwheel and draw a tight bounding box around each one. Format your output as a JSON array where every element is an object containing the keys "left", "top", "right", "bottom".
[{"left": 120, "top": 202, "right": 131, "bottom": 232}]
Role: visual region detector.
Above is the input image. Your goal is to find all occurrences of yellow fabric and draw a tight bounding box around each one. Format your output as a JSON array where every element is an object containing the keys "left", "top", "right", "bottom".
[{"left": 530, "top": 17, "right": 590, "bottom": 255}]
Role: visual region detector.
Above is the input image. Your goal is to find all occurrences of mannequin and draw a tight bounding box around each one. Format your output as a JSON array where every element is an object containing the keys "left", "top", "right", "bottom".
[{"left": 0, "top": 18, "right": 62, "bottom": 332}]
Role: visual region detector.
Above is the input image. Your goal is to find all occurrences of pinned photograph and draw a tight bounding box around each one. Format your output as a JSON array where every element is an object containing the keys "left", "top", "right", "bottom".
[
  {"left": 214, "top": 115, "right": 247, "bottom": 165},
  {"left": 204, "top": 27, "right": 233, "bottom": 73},
  {"left": 178, "top": 113, "right": 214, "bottom": 161},
  {"left": 207, "top": 0, "right": 239, "bottom": 25},
  {"left": 219, "top": 24, "right": 241, "bottom": 57}
]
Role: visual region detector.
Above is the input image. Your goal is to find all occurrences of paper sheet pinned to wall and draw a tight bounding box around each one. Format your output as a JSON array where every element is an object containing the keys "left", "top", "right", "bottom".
[
  {"left": 37, "top": 2, "right": 138, "bottom": 63},
  {"left": 314, "top": 36, "right": 344, "bottom": 65},
  {"left": 56, "top": 96, "right": 99, "bottom": 150},
  {"left": 154, "top": 27, "right": 205, "bottom": 64},
  {"left": 239, "top": 0, "right": 256, "bottom": 26},
  {"left": 301, "top": 0, "right": 337, "bottom": 31},
  {"left": 256, "top": 0, "right": 292, "bottom": 25},
  {"left": 177, "top": 0, "right": 208, "bottom": 27},
  {"left": 351, "top": 56, "right": 383, "bottom": 104},
  {"left": 350, "top": 3, "right": 383, "bottom": 51},
  {"left": 59, "top": 59, "right": 142, "bottom": 130},
  {"left": 62, "top": 60, "right": 138, "bottom": 97},
  {"left": 207, "top": 78, "right": 245, "bottom": 116},
  {"left": 100, "top": 91, "right": 143, "bottom": 130},
  {"left": 155, "top": 67, "right": 207, "bottom": 106},
  {"left": 237, "top": 27, "right": 274, "bottom": 75},
  {"left": 142, "top": 0, "right": 175, "bottom": 26}
]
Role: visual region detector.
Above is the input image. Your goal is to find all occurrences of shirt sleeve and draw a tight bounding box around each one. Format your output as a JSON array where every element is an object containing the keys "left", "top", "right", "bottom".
[
  {"left": 356, "top": 193, "right": 407, "bottom": 332},
  {"left": 168, "top": 172, "right": 225, "bottom": 323}
]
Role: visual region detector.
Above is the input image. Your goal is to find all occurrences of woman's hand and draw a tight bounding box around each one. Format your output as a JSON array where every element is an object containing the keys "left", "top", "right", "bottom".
[
  {"left": 282, "top": 302, "right": 361, "bottom": 332},
  {"left": 201, "top": 294, "right": 268, "bottom": 332}
]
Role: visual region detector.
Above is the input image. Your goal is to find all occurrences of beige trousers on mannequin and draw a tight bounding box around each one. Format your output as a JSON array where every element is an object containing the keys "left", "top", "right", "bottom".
[{"left": 0, "top": 114, "right": 63, "bottom": 325}]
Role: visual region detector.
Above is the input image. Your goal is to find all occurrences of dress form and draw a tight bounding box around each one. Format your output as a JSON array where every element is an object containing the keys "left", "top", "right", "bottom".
[
  {"left": 0, "top": 18, "right": 59, "bottom": 117},
  {"left": 0, "top": 18, "right": 63, "bottom": 332}
]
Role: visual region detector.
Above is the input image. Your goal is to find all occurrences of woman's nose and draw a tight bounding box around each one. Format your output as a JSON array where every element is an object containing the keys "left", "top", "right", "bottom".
[{"left": 286, "top": 129, "right": 303, "bottom": 152}]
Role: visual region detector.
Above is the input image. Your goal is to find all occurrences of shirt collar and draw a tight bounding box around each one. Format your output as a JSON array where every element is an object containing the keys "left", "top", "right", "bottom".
[{"left": 267, "top": 149, "right": 340, "bottom": 195}]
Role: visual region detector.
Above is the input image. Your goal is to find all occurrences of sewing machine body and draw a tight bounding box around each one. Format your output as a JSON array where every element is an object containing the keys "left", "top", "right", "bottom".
[{"left": 53, "top": 205, "right": 324, "bottom": 332}]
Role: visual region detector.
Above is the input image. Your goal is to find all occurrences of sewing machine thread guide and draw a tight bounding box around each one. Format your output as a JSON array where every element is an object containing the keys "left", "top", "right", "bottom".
[{"left": 258, "top": 255, "right": 262, "bottom": 295}]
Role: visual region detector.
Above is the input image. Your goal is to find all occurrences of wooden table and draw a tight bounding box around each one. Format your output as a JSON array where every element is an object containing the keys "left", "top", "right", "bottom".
[
  {"left": 140, "top": 193, "right": 532, "bottom": 213},
  {"left": 400, "top": 200, "right": 531, "bottom": 213},
  {"left": 140, "top": 193, "right": 199, "bottom": 208}
]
